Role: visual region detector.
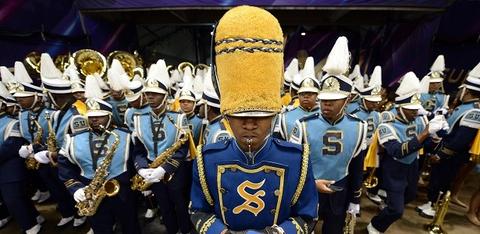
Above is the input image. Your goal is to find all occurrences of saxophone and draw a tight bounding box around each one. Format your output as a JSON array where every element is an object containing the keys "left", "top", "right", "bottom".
[
  {"left": 343, "top": 212, "right": 356, "bottom": 234},
  {"left": 25, "top": 117, "right": 42, "bottom": 170},
  {"left": 76, "top": 126, "right": 120, "bottom": 217},
  {"left": 131, "top": 130, "right": 189, "bottom": 191},
  {"left": 425, "top": 191, "right": 451, "bottom": 234},
  {"left": 45, "top": 112, "right": 58, "bottom": 166}
]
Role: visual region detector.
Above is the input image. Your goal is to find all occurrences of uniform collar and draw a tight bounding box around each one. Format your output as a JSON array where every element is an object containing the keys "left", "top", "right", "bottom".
[
  {"left": 321, "top": 114, "right": 345, "bottom": 126},
  {"left": 233, "top": 136, "right": 271, "bottom": 164},
  {"left": 299, "top": 104, "right": 319, "bottom": 112}
]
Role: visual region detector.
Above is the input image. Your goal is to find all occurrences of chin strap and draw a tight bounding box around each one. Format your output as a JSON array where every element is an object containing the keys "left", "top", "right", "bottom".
[{"left": 334, "top": 98, "right": 349, "bottom": 118}]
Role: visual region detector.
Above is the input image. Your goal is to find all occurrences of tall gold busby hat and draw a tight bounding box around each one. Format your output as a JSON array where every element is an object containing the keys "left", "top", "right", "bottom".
[{"left": 215, "top": 6, "right": 283, "bottom": 117}]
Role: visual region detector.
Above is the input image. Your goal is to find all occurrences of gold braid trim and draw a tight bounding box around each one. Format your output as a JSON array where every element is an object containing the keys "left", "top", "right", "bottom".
[
  {"left": 199, "top": 215, "right": 216, "bottom": 234},
  {"left": 291, "top": 143, "right": 310, "bottom": 206},
  {"left": 291, "top": 218, "right": 305, "bottom": 234},
  {"left": 196, "top": 145, "right": 214, "bottom": 206}
]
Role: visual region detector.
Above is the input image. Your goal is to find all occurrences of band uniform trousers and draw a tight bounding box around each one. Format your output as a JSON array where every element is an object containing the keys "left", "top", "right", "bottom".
[
  {"left": 371, "top": 156, "right": 419, "bottom": 232},
  {"left": 38, "top": 164, "right": 76, "bottom": 218},
  {"left": 150, "top": 163, "right": 192, "bottom": 234},
  {"left": 317, "top": 178, "right": 349, "bottom": 234},
  {"left": 88, "top": 181, "right": 141, "bottom": 234},
  {"left": 0, "top": 181, "right": 39, "bottom": 231}
]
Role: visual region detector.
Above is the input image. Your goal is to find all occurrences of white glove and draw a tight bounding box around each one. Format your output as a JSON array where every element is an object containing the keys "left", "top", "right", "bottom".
[
  {"left": 442, "top": 118, "right": 450, "bottom": 131},
  {"left": 138, "top": 168, "right": 155, "bottom": 179},
  {"left": 73, "top": 188, "right": 86, "bottom": 203},
  {"left": 146, "top": 167, "right": 166, "bottom": 182},
  {"left": 142, "top": 190, "right": 152, "bottom": 197},
  {"left": 347, "top": 203, "right": 360, "bottom": 215},
  {"left": 435, "top": 108, "right": 448, "bottom": 116},
  {"left": 34, "top": 150, "right": 50, "bottom": 164},
  {"left": 19, "top": 145, "right": 33, "bottom": 158},
  {"left": 417, "top": 107, "right": 431, "bottom": 116}
]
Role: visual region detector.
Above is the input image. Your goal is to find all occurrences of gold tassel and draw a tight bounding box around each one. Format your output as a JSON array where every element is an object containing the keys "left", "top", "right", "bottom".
[{"left": 364, "top": 131, "right": 379, "bottom": 171}]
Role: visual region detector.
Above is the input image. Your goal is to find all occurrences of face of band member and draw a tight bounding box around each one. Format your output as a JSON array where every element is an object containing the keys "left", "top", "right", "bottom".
[
  {"left": 299, "top": 92, "right": 318, "bottom": 110},
  {"left": 429, "top": 82, "right": 442, "bottom": 93},
  {"left": 111, "top": 90, "right": 125, "bottom": 101},
  {"left": 16, "top": 96, "right": 36, "bottom": 109},
  {"left": 401, "top": 107, "right": 418, "bottom": 122},
  {"left": 228, "top": 116, "right": 273, "bottom": 153},
  {"left": 88, "top": 115, "right": 110, "bottom": 130},
  {"left": 145, "top": 92, "right": 165, "bottom": 109},
  {"left": 321, "top": 98, "right": 348, "bottom": 121},
  {"left": 364, "top": 99, "right": 379, "bottom": 111},
  {"left": 198, "top": 103, "right": 206, "bottom": 118},
  {"left": 73, "top": 91, "right": 86, "bottom": 102},
  {"left": 180, "top": 100, "right": 195, "bottom": 114},
  {"left": 129, "top": 94, "right": 146, "bottom": 109},
  {"left": 51, "top": 93, "right": 73, "bottom": 109}
]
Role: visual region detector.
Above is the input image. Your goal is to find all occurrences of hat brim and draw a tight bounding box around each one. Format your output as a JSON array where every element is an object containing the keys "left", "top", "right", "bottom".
[
  {"left": 318, "top": 92, "right": 349, "bottom": 100},
  {"left": 144, "top": 87, "right": 167, "bottom": 94},
  {"left": 400, "top": 103, "right": 422, "bottom": 110},
  {"left": 429, "top": 78, "right": 443, "bottom": 83},
  {"left": 228, "top": 111, "right": 277, "bottom": 117},
  {"left": 126, "top": 93, "right": 141, "bottom": 102},
  {"left": 179, "top": 96, "right": 196, "bottom": 102},
  {"left": 13, "top": 92, "right": 37, "bottom": 97},
  {"left": 86, "top": 110, "right": 111, "bottom": 117},
  {"left": 298, "top": 87, "right": 319, "bottom": 94},
  {"left": 364, "top": 96, "right": 382, "bottom": 102}
]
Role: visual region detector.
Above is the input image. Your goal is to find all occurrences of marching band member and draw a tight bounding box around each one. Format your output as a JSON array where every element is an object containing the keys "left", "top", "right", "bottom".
[
  {"left": 35, "top": 53, "right": 86, "bottom": 227},
  {"left": 191, "top": 6, "right": 318, "bottom": 233},
  {"left": 368, "top": 72, "right": 446, "bottom": 233},
  {"left": 0, "top": 81, "right": 43, "bottom": 234},
  {"left": 58, "top": 76, "right": 140, "bottom": 233},
  {"left": 107, "top": 59, "right": 130, "bottom": 127},
  {"left": 201, "top": 67, "right": 232, "bottom": 144},
  {"left": 9, "top": 61, "right": 59, "bottom": 218},
  {"left": 290, "top": 36, "right": 367, "bottom": 234},
  {"left": 417, "top": 62, "right": 480, "bottom": 219},
  {"left": 178, "top": 66, "right": 203, "bottom": 144},
  {"left": 132, "top": 60, "right": 192, "bottom": 234},
  {"left": 351, "top": 66, "right": 384, "bottom": 204},
  {"left": 277, "top": 56, "right": 320, "bottom": 140},
  {"left": 346, "top": 64, "right": 363, "bottom": 114},
  {"left": 419, "top": 55, "right": 450, "bottom": 116},
  {"left": 281, "top": 58, "right": 297, "bottom": 107}
]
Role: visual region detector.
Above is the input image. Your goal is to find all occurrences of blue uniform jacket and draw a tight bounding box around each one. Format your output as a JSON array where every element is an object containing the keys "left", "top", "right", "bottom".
[{"left": 190, "top": 137, "right": 318, "bottom": 233}]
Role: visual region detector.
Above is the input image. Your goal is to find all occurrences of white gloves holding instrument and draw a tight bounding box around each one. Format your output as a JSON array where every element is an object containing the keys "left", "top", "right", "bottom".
[
  {"left": 34, "top": 150, "right": 50, "bottom": 164},
  {"left": 73, "top": 188, "right": 86, "bottom": 202},
  {"left": 138, "top": 167, "right": 166, "bottom": 184},
  {"left": 19, "top": 144, "right": 33, "bottom": 158}
]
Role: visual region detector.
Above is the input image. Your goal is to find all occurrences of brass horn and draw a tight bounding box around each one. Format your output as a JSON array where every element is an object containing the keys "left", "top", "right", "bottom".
[
  {"left": 54, "top": 53, "right": 72, "bottom": 73},
  {"left": 194, "top": 63, "right": 209, "bottom": 76},
  {"left": 178, "top": 62, "right": 194, "bottom": 75},
  {"left": 73, "top": 49, "right": 107, "bottom": 80},
  {"left": 107, "top": 50, "right": 143, "bottom": 79},
  {"left": 24, "top": 51, "right": 41, "bottom": 75}
]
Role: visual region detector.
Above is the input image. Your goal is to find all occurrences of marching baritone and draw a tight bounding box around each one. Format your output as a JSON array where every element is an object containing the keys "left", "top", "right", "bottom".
[
  {"left": 190, "top": 6, "right": 318, "bottom": 233},
  {"left": 58, "top": 76, "right": 140, "bottom": 233}
]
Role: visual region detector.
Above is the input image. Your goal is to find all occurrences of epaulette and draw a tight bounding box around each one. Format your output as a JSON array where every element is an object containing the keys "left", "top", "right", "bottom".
[
  {"left": 70, "top": 115, "right": 89, "bottom": 134},
  {"left": 202, "top": 139, "right": 231, "bottom": 152},
  {"left": 298, "top": 112, "right": 319, "bottom": 122},
  {"left": 346, "top": 113, "right": 365, "bottom": 123},
  {"left": 272, "top": 138, "right": 302, "bottom": 152}
]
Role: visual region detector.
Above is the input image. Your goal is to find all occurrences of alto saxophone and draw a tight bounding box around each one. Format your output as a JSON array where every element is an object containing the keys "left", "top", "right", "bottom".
[
  {"left": 25, "top": 117, "right": 43, "bottom": 170},
  {"left": 76, "top": 125, "right": 120, "bottom": 217},
  {"left": 343, "top": 212, "right": 356, "bottom": 234},
  {"left": 131, "top": 130, "right": 189, "bottom": 191},
  {"left": 45, "top": 112, "right": 58, "bottom": 166}
]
